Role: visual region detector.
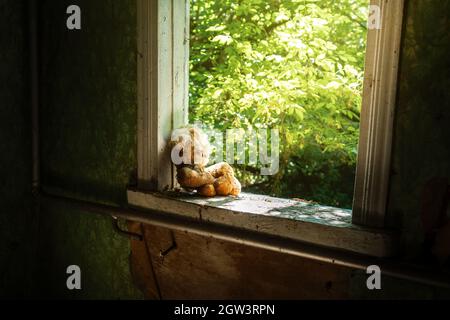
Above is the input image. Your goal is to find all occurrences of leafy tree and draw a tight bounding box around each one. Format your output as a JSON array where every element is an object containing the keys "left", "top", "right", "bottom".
[{"left": 190, "top": 0, "right": 369, "bottom": 208}]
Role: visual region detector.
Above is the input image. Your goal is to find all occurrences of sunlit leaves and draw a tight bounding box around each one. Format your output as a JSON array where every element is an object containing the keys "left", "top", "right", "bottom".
[{"left": 190, "top": 0, "right": 369, "bottom": 207}]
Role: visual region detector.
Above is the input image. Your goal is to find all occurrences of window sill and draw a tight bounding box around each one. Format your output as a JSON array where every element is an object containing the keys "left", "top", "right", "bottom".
[{"left": 127, "top": 190, "right": 398, "bottom": 258}]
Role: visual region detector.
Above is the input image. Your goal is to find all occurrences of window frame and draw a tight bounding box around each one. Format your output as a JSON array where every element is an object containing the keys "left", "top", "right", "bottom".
[
  {"left": 135, "top": 0, "right": 405, "bottom": 229},
  {"left": 352, "top": 0, "right": 405, "bottom": 227},
  {"left": 137, "top": 0, "right": 189, "bottom": 191}
]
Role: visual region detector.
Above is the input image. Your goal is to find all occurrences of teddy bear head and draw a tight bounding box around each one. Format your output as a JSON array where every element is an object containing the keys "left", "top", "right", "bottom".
[{"left": 169, "top": 126, "right": 211, "bottom": 168}]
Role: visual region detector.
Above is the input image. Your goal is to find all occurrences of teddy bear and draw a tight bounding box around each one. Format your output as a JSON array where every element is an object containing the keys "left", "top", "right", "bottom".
[{"left": 169, "top": 127, "right": 241, "bottom": 197}]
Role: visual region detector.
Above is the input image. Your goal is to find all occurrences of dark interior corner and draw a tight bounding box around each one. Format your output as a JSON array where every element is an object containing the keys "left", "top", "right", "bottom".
[{"left": 1, "top": 0, "right": 449, "bottom": 300}]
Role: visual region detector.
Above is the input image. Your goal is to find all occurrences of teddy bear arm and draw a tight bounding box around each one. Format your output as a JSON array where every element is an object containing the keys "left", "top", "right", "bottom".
[
  {"left": 205, "top": 162, "right": 234, "bottom": 178},
  {"left": 177, "top": 166, "right": 214, "bottom": 188}
]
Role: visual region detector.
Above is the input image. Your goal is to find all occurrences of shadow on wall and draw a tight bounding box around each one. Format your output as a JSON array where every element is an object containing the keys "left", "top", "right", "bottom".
[
  {"left": 30, "top": 0, "right": 142, "bottom": 299},
  {"left": 0, "top": 0, "right": 31, "bottom": 299},
  {"left": 387, "top": 0, "right": 450, "bottom": 264}
]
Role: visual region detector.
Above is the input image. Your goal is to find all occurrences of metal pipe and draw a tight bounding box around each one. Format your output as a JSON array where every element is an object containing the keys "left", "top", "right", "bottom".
[
  {"left": 39, "top": 192, "right": 450, "bottom": 289},
  {"left": 30, "top": 0, "right": 39, "bottom": 192},
  {"left": 112, "top": 216, "right": 144, "bottom": 241},
  {"left": 28, "top": 0, "right": 41, "bottom": 298}
]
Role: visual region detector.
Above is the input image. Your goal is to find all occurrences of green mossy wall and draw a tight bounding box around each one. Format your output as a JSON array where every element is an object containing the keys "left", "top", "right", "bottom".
[
  {"left": 387, "top": 0, "right": 450, "bottom": 256},
  {"left": 0, "top": 0, "right": 31, "bottom": 298},
  {"left": 33, "top": 0, "right": 142, "bottom": 299}
]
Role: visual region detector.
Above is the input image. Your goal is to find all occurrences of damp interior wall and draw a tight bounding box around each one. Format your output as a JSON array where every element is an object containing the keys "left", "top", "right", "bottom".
[
  {"left": 34, "top": 0, "right": 142, "bottom": 299},
  {"left": 387, "top": 0, "right": 450, "bottom": 255},
  {"left": 0, "top": 0, "right": 31, "bottom": 299}
]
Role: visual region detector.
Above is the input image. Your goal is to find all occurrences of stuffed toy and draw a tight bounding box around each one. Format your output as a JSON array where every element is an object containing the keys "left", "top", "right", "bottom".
[{"left": 169, "top": 127, "right": 241, "bottom": 197}]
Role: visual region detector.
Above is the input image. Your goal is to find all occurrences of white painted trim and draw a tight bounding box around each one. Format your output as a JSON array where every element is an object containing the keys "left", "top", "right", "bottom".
[
  {"left": 137, "top": 0, "right": 189, "bottom": 191},
  {"left": 352, "top": 0, "right": 405, "bottom": 227},
  {"left": 127, "top": 190, "right": 398, "bottom": 257}
]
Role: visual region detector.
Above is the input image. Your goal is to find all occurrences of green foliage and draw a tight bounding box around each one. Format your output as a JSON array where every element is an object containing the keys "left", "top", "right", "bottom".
[{"left": 190, "top": 0, "right": 369, "bottom": 208}]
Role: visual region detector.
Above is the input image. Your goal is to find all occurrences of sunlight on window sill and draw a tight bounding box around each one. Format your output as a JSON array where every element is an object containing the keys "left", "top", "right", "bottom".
[{"left": 127, "top": 189, "right": 398, "bottom": 258}]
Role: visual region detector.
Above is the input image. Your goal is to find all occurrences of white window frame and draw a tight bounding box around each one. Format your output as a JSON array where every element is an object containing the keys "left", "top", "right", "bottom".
[
  {"left": 352, "top": 0, "right": 405, "bottom": 227},
  {"left": 137, "top": 0, "right": 189, "bottom": 192},
  {"left": 136, "top": 0, "right": 405, "bottom": 229}
]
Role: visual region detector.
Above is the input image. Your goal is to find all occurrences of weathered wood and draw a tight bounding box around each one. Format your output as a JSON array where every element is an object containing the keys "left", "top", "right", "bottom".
[
  {"left": 353, "top": 0, "right": 406, "bottom": 227},
  {"left": 137, "top": 0, "right": 189, "bottom": 191},
  {"left": 127, "top": 190, "right": 398, "bottom": 257},
  {"left": 132, "top": 223, "right": 351, "bottom": 299},
  {"left": 128, "top": 221, "right": 160, "bottom": 299}
]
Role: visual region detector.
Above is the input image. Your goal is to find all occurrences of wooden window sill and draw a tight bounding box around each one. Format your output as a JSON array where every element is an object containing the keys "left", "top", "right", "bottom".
[{"left": 127, "top": 190, "right": 398, "bottom": 258}]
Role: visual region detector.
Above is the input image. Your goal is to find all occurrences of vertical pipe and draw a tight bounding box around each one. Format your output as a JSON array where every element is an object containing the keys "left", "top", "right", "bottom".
[
  {"left": 30, "top": 0, "right": 39, "bottom": 192},
  {"left": 28, "top": 0, "right": 40, "bottom": 298}
]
